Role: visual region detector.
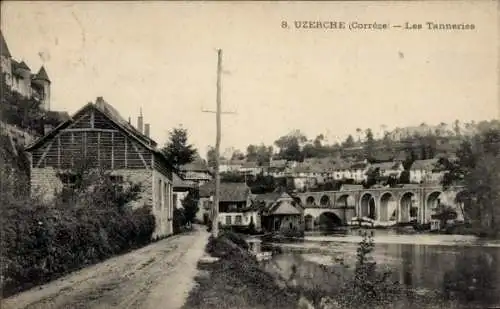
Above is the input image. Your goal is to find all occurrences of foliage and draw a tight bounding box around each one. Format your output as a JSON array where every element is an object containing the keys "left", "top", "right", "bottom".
[
  {"left": 161, "top": 127, "right": 197, "bottom": 169},
  {"left": 399, "top": 170, "right": 410, "bottom": 184},
  {"left": 206, "top": 146, "right": 217, "bottom": 168},
  {"left": 246, "top": 144, "right": 273, "bottom": 165},
  {"left": 0, "top": 162, "right": 155, "bottom": 297},
  {"left": 431, "top": 204, "right": 458, "bottom": 228},
  {"left": 364, "top": 129, "right": 375, "bottom": 160},
  {"left": 181, "top": 189, "right": 200, "bottom": 223},
  {"left": 342, "top": 134, "right": 355, "bottom": 148},
  {"left": 337, "top": 233, "right": 402, "bottom": 309},
  {"left": 274, "top": 130, "right": 307, "bottom": 162},
  {"left": 173, "top": 207, "right": 186, "bottom": 234},
  {"left": 441, "top": 128, "right": 500, "bottom": 236},
  {"left": 0, "top": 73, "right": 44, "bottom": 133},
  {"left": 231, "top": 149, "right": 245, "bottom": 160},
  {"left": 443, "top": 251, "right": 498, "bottom": 306}
]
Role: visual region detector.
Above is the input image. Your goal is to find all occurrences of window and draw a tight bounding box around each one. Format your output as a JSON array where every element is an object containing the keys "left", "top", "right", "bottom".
[
  {"left": 235, "top": 215, "right": 242, "bottom": 225},
  {"left": 225, "top": 215, "right": 232, "bottom": 225}
]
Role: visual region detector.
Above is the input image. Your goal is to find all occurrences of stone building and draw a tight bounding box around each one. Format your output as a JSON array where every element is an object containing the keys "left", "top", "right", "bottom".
[
  {"left": 25, "top": 97, "right": 176, "bottom": 239},
  {"left": 1, "top": 30, "right": 51, "bottom": 111}
]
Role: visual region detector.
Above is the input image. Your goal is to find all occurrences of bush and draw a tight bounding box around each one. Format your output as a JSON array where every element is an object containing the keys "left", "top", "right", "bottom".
[{"left": 0, "top": 163, "right": 156, "bottom": 297}]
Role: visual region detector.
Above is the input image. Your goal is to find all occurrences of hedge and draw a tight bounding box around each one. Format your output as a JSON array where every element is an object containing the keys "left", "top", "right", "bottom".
[{"left": 0, "top": 191, "right": 155, "bottom": 298}]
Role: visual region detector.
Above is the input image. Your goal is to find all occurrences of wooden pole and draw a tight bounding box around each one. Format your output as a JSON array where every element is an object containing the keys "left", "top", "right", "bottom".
[{"left": 212, "top": 49, "right": 222, "bottom": 238}]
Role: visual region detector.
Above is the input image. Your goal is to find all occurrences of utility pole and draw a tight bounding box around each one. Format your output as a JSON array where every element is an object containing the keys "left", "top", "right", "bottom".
[{"left": 202, "top": 49, "right": 235, "bottom": 238}]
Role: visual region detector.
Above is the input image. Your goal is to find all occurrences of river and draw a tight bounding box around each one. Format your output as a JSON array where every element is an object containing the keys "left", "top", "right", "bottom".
[{"left": 261, "top": 229, "right": 500, "bottom": 308}]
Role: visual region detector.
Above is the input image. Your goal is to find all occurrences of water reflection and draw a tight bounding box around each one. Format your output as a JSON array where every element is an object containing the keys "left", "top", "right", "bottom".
[{"left": 263, "top": 230, "right": 500, "bottom": 308}]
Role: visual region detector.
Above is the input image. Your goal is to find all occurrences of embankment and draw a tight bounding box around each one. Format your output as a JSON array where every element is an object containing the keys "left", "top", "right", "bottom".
[{"left": 182, "top": 231, "right": 303, "bottom": 309}]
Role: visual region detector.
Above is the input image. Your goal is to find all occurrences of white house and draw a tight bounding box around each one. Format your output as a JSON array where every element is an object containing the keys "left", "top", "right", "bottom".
[{"left": 409, "top": 158, "right": 440, "bottom": 184}]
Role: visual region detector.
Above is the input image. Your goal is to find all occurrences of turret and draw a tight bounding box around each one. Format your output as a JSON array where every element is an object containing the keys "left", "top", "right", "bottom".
[{"left": 32, "top": 66, "right": 51, "bottom": 110}]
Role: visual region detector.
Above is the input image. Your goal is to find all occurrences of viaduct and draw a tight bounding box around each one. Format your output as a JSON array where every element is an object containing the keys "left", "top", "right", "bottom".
[{"left": 294, "top": 185, "right": 466, "bottom": 229}]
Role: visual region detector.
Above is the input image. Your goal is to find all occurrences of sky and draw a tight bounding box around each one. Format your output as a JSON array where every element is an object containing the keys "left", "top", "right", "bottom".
[{"left": 1, "top": 1, "right": 498, "bottom": 158}]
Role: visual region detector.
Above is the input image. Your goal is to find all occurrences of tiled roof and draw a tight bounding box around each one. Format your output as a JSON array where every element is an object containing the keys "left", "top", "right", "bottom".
[
  {"left": 180, "top": 160, "right": 210, "bottom": 172},
  {"left": 270, "top": 159, "right": 287, "bottom": 168},
  {"left": 173, "top": 173, "right": 195, "bottom": 189},
  {"left": 370, "top": 161, "right": 401, "bottom": 170},
  {"left": 198, "top": 181, "right": 250, "bottom": 202},
  {"left": 1, "top": 30, "right": 11, "bottom": 58},
  {"left": 241, "top": 161, "right": 259, "bottom": 168},
  {"left": 270, "top": 200, "right": 301, "bottom": 215},
  {"left": 15, "top": 61, "right": 31, "bottom": 71},
  {"left": 26, "top": 98, "right": 158, "bottom": 153},
  {"left": 410, "top": 159, "right": 439, "bottom": 171},
  {"left": 34, "top": 66, "right": 50, "bottom": 82}
]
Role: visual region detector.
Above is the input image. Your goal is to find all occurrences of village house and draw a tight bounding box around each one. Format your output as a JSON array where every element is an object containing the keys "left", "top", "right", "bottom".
[
  {"left": 179, "top": 159, "right": 213, "bottom": 186},
  {"left": 348, "top": 160, "right": 370, "bottom": 183},
  {"left": 369, "top": 161, "right": 405, "bottom": 179},
  {"left": 409, "top": 158, "right": 441, "bottom": 184},
  {"left": 239, "top": 161, "right": 262, "bottom": 176},
  {"left": 254, "top": 191, "right": 304, "bottom": 235},
  {"left": 267, "top": 159, "right": 287, "bottom": 177},
  {"left": 198, "top": 181, "right": 260, "bottom": 231},
  {"left": 24, "top": 97, "right": 177, "bottom": 239},
  {"left": 219, "top": 159, "right": 245, "bottom": 173}
]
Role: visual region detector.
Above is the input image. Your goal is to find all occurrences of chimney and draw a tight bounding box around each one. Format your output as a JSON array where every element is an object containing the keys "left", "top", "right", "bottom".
[
  {"left": 128, "top": 117, "right": 131, "bottom": 124},
  {"left": 144, "top": 123, "right": 150, "bottom": 137},
  {"left": 137, "top": 108, "right": 143, "bottom": 133},
  {"left": 96, "top": 96, "right": 105, "bottom": 107}
]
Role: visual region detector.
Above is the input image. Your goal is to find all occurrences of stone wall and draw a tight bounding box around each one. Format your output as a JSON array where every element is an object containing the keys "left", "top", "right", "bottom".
[
  {"left": 31, "top": 167, "right": 64, "bottom": 202},
  {"left": 151, "top": 170, "right": 174, "bottom": 239}
]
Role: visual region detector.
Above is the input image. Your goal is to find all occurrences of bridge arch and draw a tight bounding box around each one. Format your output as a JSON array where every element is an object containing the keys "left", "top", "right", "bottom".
[
  {"left": 379, "top": 192, "right": 396, "bottom": 222},
  {"left": 426, "top": 191, "right": 442, "bottom": 221},
  {"left": 317, "top": 211, "right": 343, "bottom": 231},
  {"left": 360, "top": 192, "right": 376, "bottom": 220},
  {"left": 306, "top": 196, "right": 315, "bottom": 206},
  {"left": 320, "top": 195, "right": 330, "bottom": 206},
  {"left": 400, "top": 191, "right": 418, "bottom": 223},
  {"left": 336, "top": 194, "right": 355, "bottom": 208}
]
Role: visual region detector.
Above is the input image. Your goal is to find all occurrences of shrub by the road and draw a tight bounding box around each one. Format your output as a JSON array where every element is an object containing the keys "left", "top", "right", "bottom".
[{"left": 0, "top": 164, "right": 156, "bottom": 298}]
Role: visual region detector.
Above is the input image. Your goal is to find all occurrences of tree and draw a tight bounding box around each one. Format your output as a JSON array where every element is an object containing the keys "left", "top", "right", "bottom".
[
  {"left": 398, "top": 170, "right": 410, "bottom": 184},
  {"left": 181, "top": 189, "right": 200, "bottom": 224},
  {"left": 343, "top": 135, "right": 355, "bottom": 148},
  {"left": 274, "top": 131, "right": 306, "bottom": 162},
  {"left": 442, "top": 128, "right": 500, "bottom": 236},
  {"left": 231, "top": 149, "right": 245, "bottom": 161},
  {"left": 364, "top": 129, "right": 375, "bottom": 160},
  {"left": 246, "top": 144, "right": 258, "bottom": 162},
  {"left": 356, "top": 128, "right": 362, "bottom": 143},
  {"left": 162, "top": 127, "right": 197, "bottom": 169}
]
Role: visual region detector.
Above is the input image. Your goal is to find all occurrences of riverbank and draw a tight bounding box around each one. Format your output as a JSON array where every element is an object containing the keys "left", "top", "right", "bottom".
[
  {"left": 182, "top": 231, "right": 301, "bottom": 309},
  {"left": 183, "top": 230, "right": 499, "bottom": 309}
]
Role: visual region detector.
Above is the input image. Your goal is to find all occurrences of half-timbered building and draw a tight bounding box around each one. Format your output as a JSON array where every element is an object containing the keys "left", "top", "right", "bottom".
[{"left": 25, "top": 97, "right": 176, "bottom": 238}]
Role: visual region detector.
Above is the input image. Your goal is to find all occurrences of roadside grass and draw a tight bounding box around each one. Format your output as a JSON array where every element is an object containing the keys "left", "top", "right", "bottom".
[{"left": 182, "top": 231, "right": 300, "bottom": 309}]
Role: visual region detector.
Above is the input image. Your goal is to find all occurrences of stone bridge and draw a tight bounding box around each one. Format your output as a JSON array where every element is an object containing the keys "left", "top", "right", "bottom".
[{"left": 295, "top": 185, "right": 466, "bottom": 229}]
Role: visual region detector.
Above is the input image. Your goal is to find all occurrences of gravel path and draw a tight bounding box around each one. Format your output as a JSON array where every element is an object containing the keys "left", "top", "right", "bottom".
[{"left": 2, "top": 226, "right": 209, "bottom": 309}]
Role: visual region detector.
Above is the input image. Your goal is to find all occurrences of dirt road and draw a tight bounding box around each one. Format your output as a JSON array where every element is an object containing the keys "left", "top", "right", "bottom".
[{"left": 2, "top": 226, "right": 209, "bottom": 309}]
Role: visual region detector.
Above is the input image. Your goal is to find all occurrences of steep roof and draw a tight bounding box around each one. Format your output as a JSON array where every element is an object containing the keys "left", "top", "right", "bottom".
[
  {"left": 33, "top": 66, "right": 51, "bottom": 82},
  {"left": 0, "top": 30, "right": 11, "bottom": 58},
  {"left": 410, "top": 159, "right": 439, "bottom": 171},
  {"left": 25, "top": 98, "right": 157, "bottom": 152},
  {"left": 180, "top": 160, "right": 211, "bottom": 172},
  {"left": 16, "top": 61, "right": 31, "bottom": 71},
  {"left": 198, "top": 181, "right": 250, "bottom": 202},
  {"left": 370, "top": 161, "right": 401, "bottom": 170},
  {"left": 241, "top": 161, "right": 259, "bottom": 168},
  {"left": 172, "top": 173, "right": 195, "bottom": 190}
]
